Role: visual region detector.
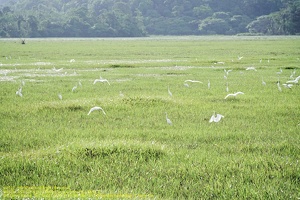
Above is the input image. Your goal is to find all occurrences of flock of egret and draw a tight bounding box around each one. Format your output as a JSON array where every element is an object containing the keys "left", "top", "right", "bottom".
[
  {"left": 12, "top": 60, "right": 299, "bottom": 126},
  {"left": 164, "top": 65, "right": 298, "bottom": 125}
]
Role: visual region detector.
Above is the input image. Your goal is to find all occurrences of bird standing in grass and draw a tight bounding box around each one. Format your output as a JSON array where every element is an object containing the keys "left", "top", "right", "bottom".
[
  {"left": 72, "top": 85, "right": 77, "bottom": 92},
  {"left": 276, "top": 68, "right": 282, "bottom": 75},
  {"left": 226, "top": 82, "right": 229, "bottom": 92},
  {"left": 16, "top": 87, "right": 23, "bottom": 97},
  {"left": 168, "top": 86, "right": 172, "bottom": 97},
  {"left": 165, "top": 112, "right": 172, "bottom": 125},
  {"left": 209, "top": 112, "right": 224, "bottom": 123},
  {"left": 262, "top": 77, "right": 266, "bottom": 86},
  {"left": 224, "top": 69, "right": 232, "bottom": 76},
  {"left": 277, "top": 79, "right": 282, "bottom": 92}
]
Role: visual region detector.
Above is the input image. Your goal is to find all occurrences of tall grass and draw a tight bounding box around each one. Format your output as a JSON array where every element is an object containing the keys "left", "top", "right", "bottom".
[{"left": 0, "top": 36, "right": 299, "bottom": 199}]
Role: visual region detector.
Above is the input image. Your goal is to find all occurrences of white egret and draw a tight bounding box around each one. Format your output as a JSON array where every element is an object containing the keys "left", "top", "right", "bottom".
[
  {"left": 16, "top": 87, "right": 22, "bottom": 97},
  {"left": 165, "top": 112, "right": 172, "bottom": 125},
  {"left": 226, "top": 82, "right": 229, "bottom": 92},
  {"left": 277, "top": 81, "right": 282, "bottom": 92},
  {"left": 224, "top": 69, "right": 232, "bottom": 76},
  {"left": 282, "top": 83, "right": 293, "bottom": 89},
  {"left": 238, "top": 56, "right": 243, "bottom": 60},
  {"left": 93, "top": 76, "right": 110, "bottom": 85},
  {"left": 87, "top": 106, "right": 106, "bottom": 115},
  {"left": 208, "top": 80, "right": 210, "bottom": 89},
  {"left": 276, "top": 68, "right": 282, "bottom": 75},
  {"left": 246, "top": 67, "right": 257, "bottom": 71},
  {"left": 259, "top": 59, "right": 262, "bottom": 63},
  {"left": 286, "top": 75, "right": 300, "bottom": 84},
  {"left": 289, "top": 70, "right": 296, "bottom": 79},
  {"left": 168, "top": 86, "right": 172, "bottom": 97},
  {"left": 262, "top": 77, "right": 266, "bottom": 86},
  {"left": 53, "top": 67, "right": 63, "bottom": 72},
  {"left": 58, "top": 94, "right": 62, "bottom": 100},
  {"left": 209, "top": 112, "right": 224, "bottom": 123},
  {"left": 72, "top": 85, "right": 77, "bottom": 92},
  {"left": 224, "top": 92, "right": 244, "bottom": 99},
  {"left": 184, "top": 80, "right": 203, "bottom": 84}
]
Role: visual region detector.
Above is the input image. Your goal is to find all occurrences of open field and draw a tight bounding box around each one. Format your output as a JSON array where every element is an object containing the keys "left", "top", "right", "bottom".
[{"left": 0, "top": 36, "right": 300, "bottom": 199}]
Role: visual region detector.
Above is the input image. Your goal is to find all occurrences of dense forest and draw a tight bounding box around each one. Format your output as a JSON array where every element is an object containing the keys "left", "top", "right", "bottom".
[{"left": 0, "top": 0, "right": 299, "bottom": 37}]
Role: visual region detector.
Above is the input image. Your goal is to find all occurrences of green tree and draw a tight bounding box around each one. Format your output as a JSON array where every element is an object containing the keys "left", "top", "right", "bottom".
[{"left": 199, "top": 18, "right": 230, "bottom": 35}]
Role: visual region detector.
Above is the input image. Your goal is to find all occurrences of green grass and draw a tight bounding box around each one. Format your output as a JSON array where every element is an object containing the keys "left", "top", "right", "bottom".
[{"left": 0, "top": 36, "right": 300, "bottom": 199}]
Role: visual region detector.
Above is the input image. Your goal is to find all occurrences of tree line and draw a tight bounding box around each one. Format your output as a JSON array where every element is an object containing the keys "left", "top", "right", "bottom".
[{"left": 0, "top": 0, "right": 299, "bottom": 38}]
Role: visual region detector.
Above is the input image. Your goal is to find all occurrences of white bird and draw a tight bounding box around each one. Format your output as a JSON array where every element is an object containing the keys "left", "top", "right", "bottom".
[
  {"left": 262, "top": 77, "right": 266, "bottom": 86},
  {"left": 168, "top": 86, "right": 172, "bottom": 97},
  {"left": 53, "top": 67, "right": 63, "bottom": 72},
  {"left": 282, "top": 83, "right": 293, "bottom": 89},
  {"left": 226, "top": 82, "right": 229, "bottom": 92},
  {"left": 78, "top": 81, "right": 82, "bottom": 87},
  {"left": 276, "top": 68, "right": 282, "bottom": 75},
  {"left": 208, "top": 80, "right": 210, "bottom": 89},
  {"left": 72, "top": 85, "right": 77, "bottom": 92},
  {"left": 238, "top": 56, "right": 243, "bottom": 60},
  {"left": 224, "top": 69, "right": 232, "bottom": 76},
  {"left": 246, "top": 67, "right": 257, "bottom": 71},
  {"left": 289, "top": 70, "right": 296, "bottom": 79},
  {"left": 58, "top": 94, "right": 62, "bottom": 100},
  {"left": 215, "top": 61, "right": 225, "bottom": 64},
  {"left": 165, "top": 112, "right": 172, "bottom": 125},
  {"left": 286, "top": 76, "right": 300, "bottom": 84},
  {"left": 259, "top": 59, "right": 262, "bottom": 63},
  {"left": 87, "top": 106, "right": 106, "bottom": 115},
  {"left": 224, "top": 92, "right": 244, "bottom": 99},
  {"left": 16, "top": 87, "right": 23, "bottom": 97},
  {"left": 184, "top": 80, "right": 203, "bottom": 84},
  {"left": 93, "top": 76, "right": 110, "bottom": 85},
  {"left": 184, "top": 83, "right": 189, "bottom": 87},
  {"left": 209, "top": 111, "right": 224, "bottom": 123},
  {"left": 277, "top": 81, "right": 282, "bottom": 92}
]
